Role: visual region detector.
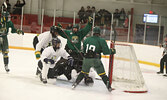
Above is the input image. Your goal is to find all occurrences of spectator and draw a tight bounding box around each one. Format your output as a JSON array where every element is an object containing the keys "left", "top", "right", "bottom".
[
  {"left": 119, "top": 8, "right": 126, "bottom": 27},
  {"left": 1, "top": 0, "right": 11, "bottom": 13},
  {"left": 78, "top": 6, "right": 86, "bottom": 23},
  {"left": 66, "top": 23, "right": 72, "bottom": 30},
  {"left": 113, "top": 9, "right": 120, "bottom": 27},
  {"left": 13, "top": 0, "right": 26, "bottom": 15},
  {"left": 101, "top": 24, "right": 110, "bottom": 39},
  {"left": 85, "top": 6, "right": 92, "bottom": 19}
]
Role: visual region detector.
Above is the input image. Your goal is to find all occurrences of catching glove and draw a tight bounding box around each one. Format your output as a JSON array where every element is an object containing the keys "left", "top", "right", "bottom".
[
  {"left": 67, "top": 56, "right": 74, "bottom": 66},
  {"left": 35, "top": 51, "right": 40, "bottom": 59},
  {"left": 88, "top": 16, "right": 93, "bottom": 23},
  {"left": 44, "top": 58, "right": 55, "bottom": 64},
  {"left": 17, "top": 29, "right": 24, "bottom": 35},
  {"left": 111, "top": 48, "right": 116, "bottom": 54}
]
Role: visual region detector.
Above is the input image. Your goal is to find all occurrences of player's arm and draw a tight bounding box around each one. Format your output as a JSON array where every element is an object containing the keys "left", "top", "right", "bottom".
[
  {"left": 8, "top": 21, "right": 24, "bottom": 35},
  {"left": 80, "top": 22, "right": 92, "bottom": 39},
  {"left": 60, "top": 49, "right": 74, "bottom": 66},
  {"left": 41, "top": 47, "right": 54, "bottom": 64},
  {"left": 101, "top": 39, "right": 116, "bottom": 55}
]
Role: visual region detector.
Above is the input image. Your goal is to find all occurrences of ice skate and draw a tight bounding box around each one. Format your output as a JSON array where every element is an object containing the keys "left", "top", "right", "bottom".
[
  {"left": 4, "top": 64, "right": 10, "bottom": 72},
  {"left": 72, "top": 83, "right": 77, "bottom": 89},
  {"left": 39, "top": 73, "right": 47, "bottom": 84},
  {"left": 163, "top": 74, "right": 167, "bottom": 77},
  {"left": 107, "top": 81, "right": 112, "bottom": 92},
  {"left": 157, "top": 71, "right": 163, "bottom": 74}
]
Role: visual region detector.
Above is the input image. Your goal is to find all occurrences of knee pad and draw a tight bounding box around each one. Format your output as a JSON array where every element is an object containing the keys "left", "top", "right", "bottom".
[{"left": 3, "top": 52, "right": 8, "bottom": 58}]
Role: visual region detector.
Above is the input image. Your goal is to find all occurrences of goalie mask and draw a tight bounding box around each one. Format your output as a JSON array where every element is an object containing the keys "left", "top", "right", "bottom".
[{"left": 52, "top": 38, "right": 61, "bottom": 51}]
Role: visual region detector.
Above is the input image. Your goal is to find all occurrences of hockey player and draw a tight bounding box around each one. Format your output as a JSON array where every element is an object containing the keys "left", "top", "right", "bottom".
[
  {"left": 0, "top": 4, "right": 24, "bottom": 72},
  {"left": 56, "top": 17, "right": 93, "bottom": 73},
  {"left": 39, "top": 38, "right": 74, "bottom": 84},
  {"left": 157, "top": 35, "right": 167, "bottom": 76},
  {"left": 72, "top": 27, "right": 116, "bottom": 92},
  {"left": 33, "top": 26, "right": 58, "bottom": 60}
]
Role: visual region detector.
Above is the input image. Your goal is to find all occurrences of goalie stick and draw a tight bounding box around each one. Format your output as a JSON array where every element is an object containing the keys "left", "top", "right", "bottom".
[{"left": 108, "top": 24, "right": 117, "bottom": 86}]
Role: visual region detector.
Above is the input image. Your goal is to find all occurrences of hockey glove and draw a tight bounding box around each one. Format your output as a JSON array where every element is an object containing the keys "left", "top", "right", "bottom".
[
  {"left": 67, "top": 56, "right": 74, "bottom": 66},
  {"left": 17, "top": 29, "right": 24, "bottom": 35},
  {"left": 35, "top": 51, "right": 41, "bottom": 59},
  {"left": 49, "top": 59, "right": 55, "bottom": 64},
  {"left": 111, "top": 48, "right": 116, "bottom": 54},
  {"left": 44, "top": 58, "right": 55, "bottom": 64},
  {"left": 88, "top": 16, "right": 93, "bottom": 23}
]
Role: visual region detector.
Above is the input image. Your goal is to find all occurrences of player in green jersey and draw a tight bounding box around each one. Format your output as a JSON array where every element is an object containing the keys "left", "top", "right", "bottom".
[
  {"left": 72, "top": 26, "right": 116, "bottom": 92},
  {"left": 0, "top": 4, "right": 24, "bottom": 72},
  {"left": 56, "top": 17, "right": 93, "bottom": 73}
]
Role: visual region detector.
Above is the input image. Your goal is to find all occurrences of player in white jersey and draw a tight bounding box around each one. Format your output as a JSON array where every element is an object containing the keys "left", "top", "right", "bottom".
[
  {"left": 33, "top": 26, "right": 58, "bottom": 60},
  {"left": 38, "top": 38, "right": 74, "bottom": 84}
]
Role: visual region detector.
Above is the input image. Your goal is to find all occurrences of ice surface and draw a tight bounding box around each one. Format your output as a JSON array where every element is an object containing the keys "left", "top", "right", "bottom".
[{"left": 0, "top": 49, "right": 167, "bottom": 100}]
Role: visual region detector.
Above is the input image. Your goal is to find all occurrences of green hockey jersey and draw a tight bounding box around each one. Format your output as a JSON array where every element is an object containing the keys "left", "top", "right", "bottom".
[
  {"left": 57, "top": 22, "right": 92, "bottom": 52},
  {"left": 83, "top": 35, "right": 114, "bottom": 56}
]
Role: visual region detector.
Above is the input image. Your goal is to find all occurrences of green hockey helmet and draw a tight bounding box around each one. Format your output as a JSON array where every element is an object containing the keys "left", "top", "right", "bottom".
[
  {"left": 93, "top": 27, "right": 101, "bottom": 34},
  {"left": 72, "top": 24, "right": 79, "bottom": 33},
  {"left": 73, "top": 24, "right": 79, "bottom": 29},
  {"left": 1, "top": 11, "right": 10, "bottom": 23}
]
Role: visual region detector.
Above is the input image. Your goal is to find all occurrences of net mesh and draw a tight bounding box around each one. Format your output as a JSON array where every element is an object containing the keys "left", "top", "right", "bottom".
[{"left": 111, "top": 44, "right": 147, "bottom": 93}]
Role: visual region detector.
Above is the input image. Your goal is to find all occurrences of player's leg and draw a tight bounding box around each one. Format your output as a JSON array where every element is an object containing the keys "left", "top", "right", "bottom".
[
  {"left": 3, "top": 51, "right": 9, "bottom": 72},
  {"left": 163, "top": 55, "right": 167, "bottom": 76},
  {"left": 72, "top": 58, "right": 91, "bottom": 89},
  {"left": 95, "top": 59, "right": 112, "bottom": 92},
  {"left": 40, "top": 61, "right": 50, "bottom": 84},
  {"left": 2, "top": 37, "right": 9, "bottom": 72},
  {"left": 36, "top": 60, "right": 43, "bottom": 76},
  {"left": 157, "top": 56, "right": 165, "bottom": 74}
]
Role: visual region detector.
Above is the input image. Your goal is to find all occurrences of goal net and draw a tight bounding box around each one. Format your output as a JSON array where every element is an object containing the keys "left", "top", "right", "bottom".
[{"left": 109, "top": 43, "right": 147, "bottom": 93}]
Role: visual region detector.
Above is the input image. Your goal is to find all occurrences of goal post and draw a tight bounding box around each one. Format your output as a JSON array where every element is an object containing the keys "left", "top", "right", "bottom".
[{"left": 109, "top": 43, "right": 147, "bottom": 93}]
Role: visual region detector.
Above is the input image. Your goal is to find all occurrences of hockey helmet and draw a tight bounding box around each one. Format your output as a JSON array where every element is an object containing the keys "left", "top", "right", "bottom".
[
  {"left": 52, "top": 38, "right": 61, "bottom": 50},
  {"left": 1, "top": 11, "right": 10, "bottom": 23},
  {"left": 93, "top": 27, "right": 101, "bottom": 34},
  {"left": 50, "top": 26, "right": 58, "bottom": 37},
  {"left": 73, "top": 24, "right": 79, "bottom": 29},
  {"left": 72, "top": 24, "right": 79, "bottom": 33}
]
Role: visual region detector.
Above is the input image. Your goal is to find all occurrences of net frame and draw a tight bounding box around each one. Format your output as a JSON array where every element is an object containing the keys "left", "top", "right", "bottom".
[{"left": 109, "top": 43, "right": 147, "bottom": 93}]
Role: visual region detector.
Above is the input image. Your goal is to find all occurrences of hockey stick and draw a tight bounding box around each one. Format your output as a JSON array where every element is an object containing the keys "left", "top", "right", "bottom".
[
  {"left": 108, "top": 24, "right": 117, "bottom": 85},
  {"left": 58, "top": 28, "right": 84, "bottom": 58}
]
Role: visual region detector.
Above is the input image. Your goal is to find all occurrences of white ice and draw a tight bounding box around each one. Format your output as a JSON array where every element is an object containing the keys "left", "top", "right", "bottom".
[{"left": 0, "top": 49, "right": 167, "bottom": 100}]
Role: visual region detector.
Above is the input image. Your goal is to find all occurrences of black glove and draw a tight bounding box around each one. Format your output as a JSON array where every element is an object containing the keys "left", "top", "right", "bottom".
[
  {"left": 67, "top": 56, "right": 74, "bottom": 66},
  {"left": 17, "top": 29, "right": 24, "bottom": 35},
  {"left": 44, "top": 58, "right": 55, "bottom": 64}
]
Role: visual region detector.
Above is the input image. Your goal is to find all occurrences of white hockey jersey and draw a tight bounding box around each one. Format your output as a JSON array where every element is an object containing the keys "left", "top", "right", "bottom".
[
  {"left": 36, "top": 31, "right": 52, "bottom": 52},
  {"left": 41, "top": 46, "right": 70, "bottom": 68}
]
